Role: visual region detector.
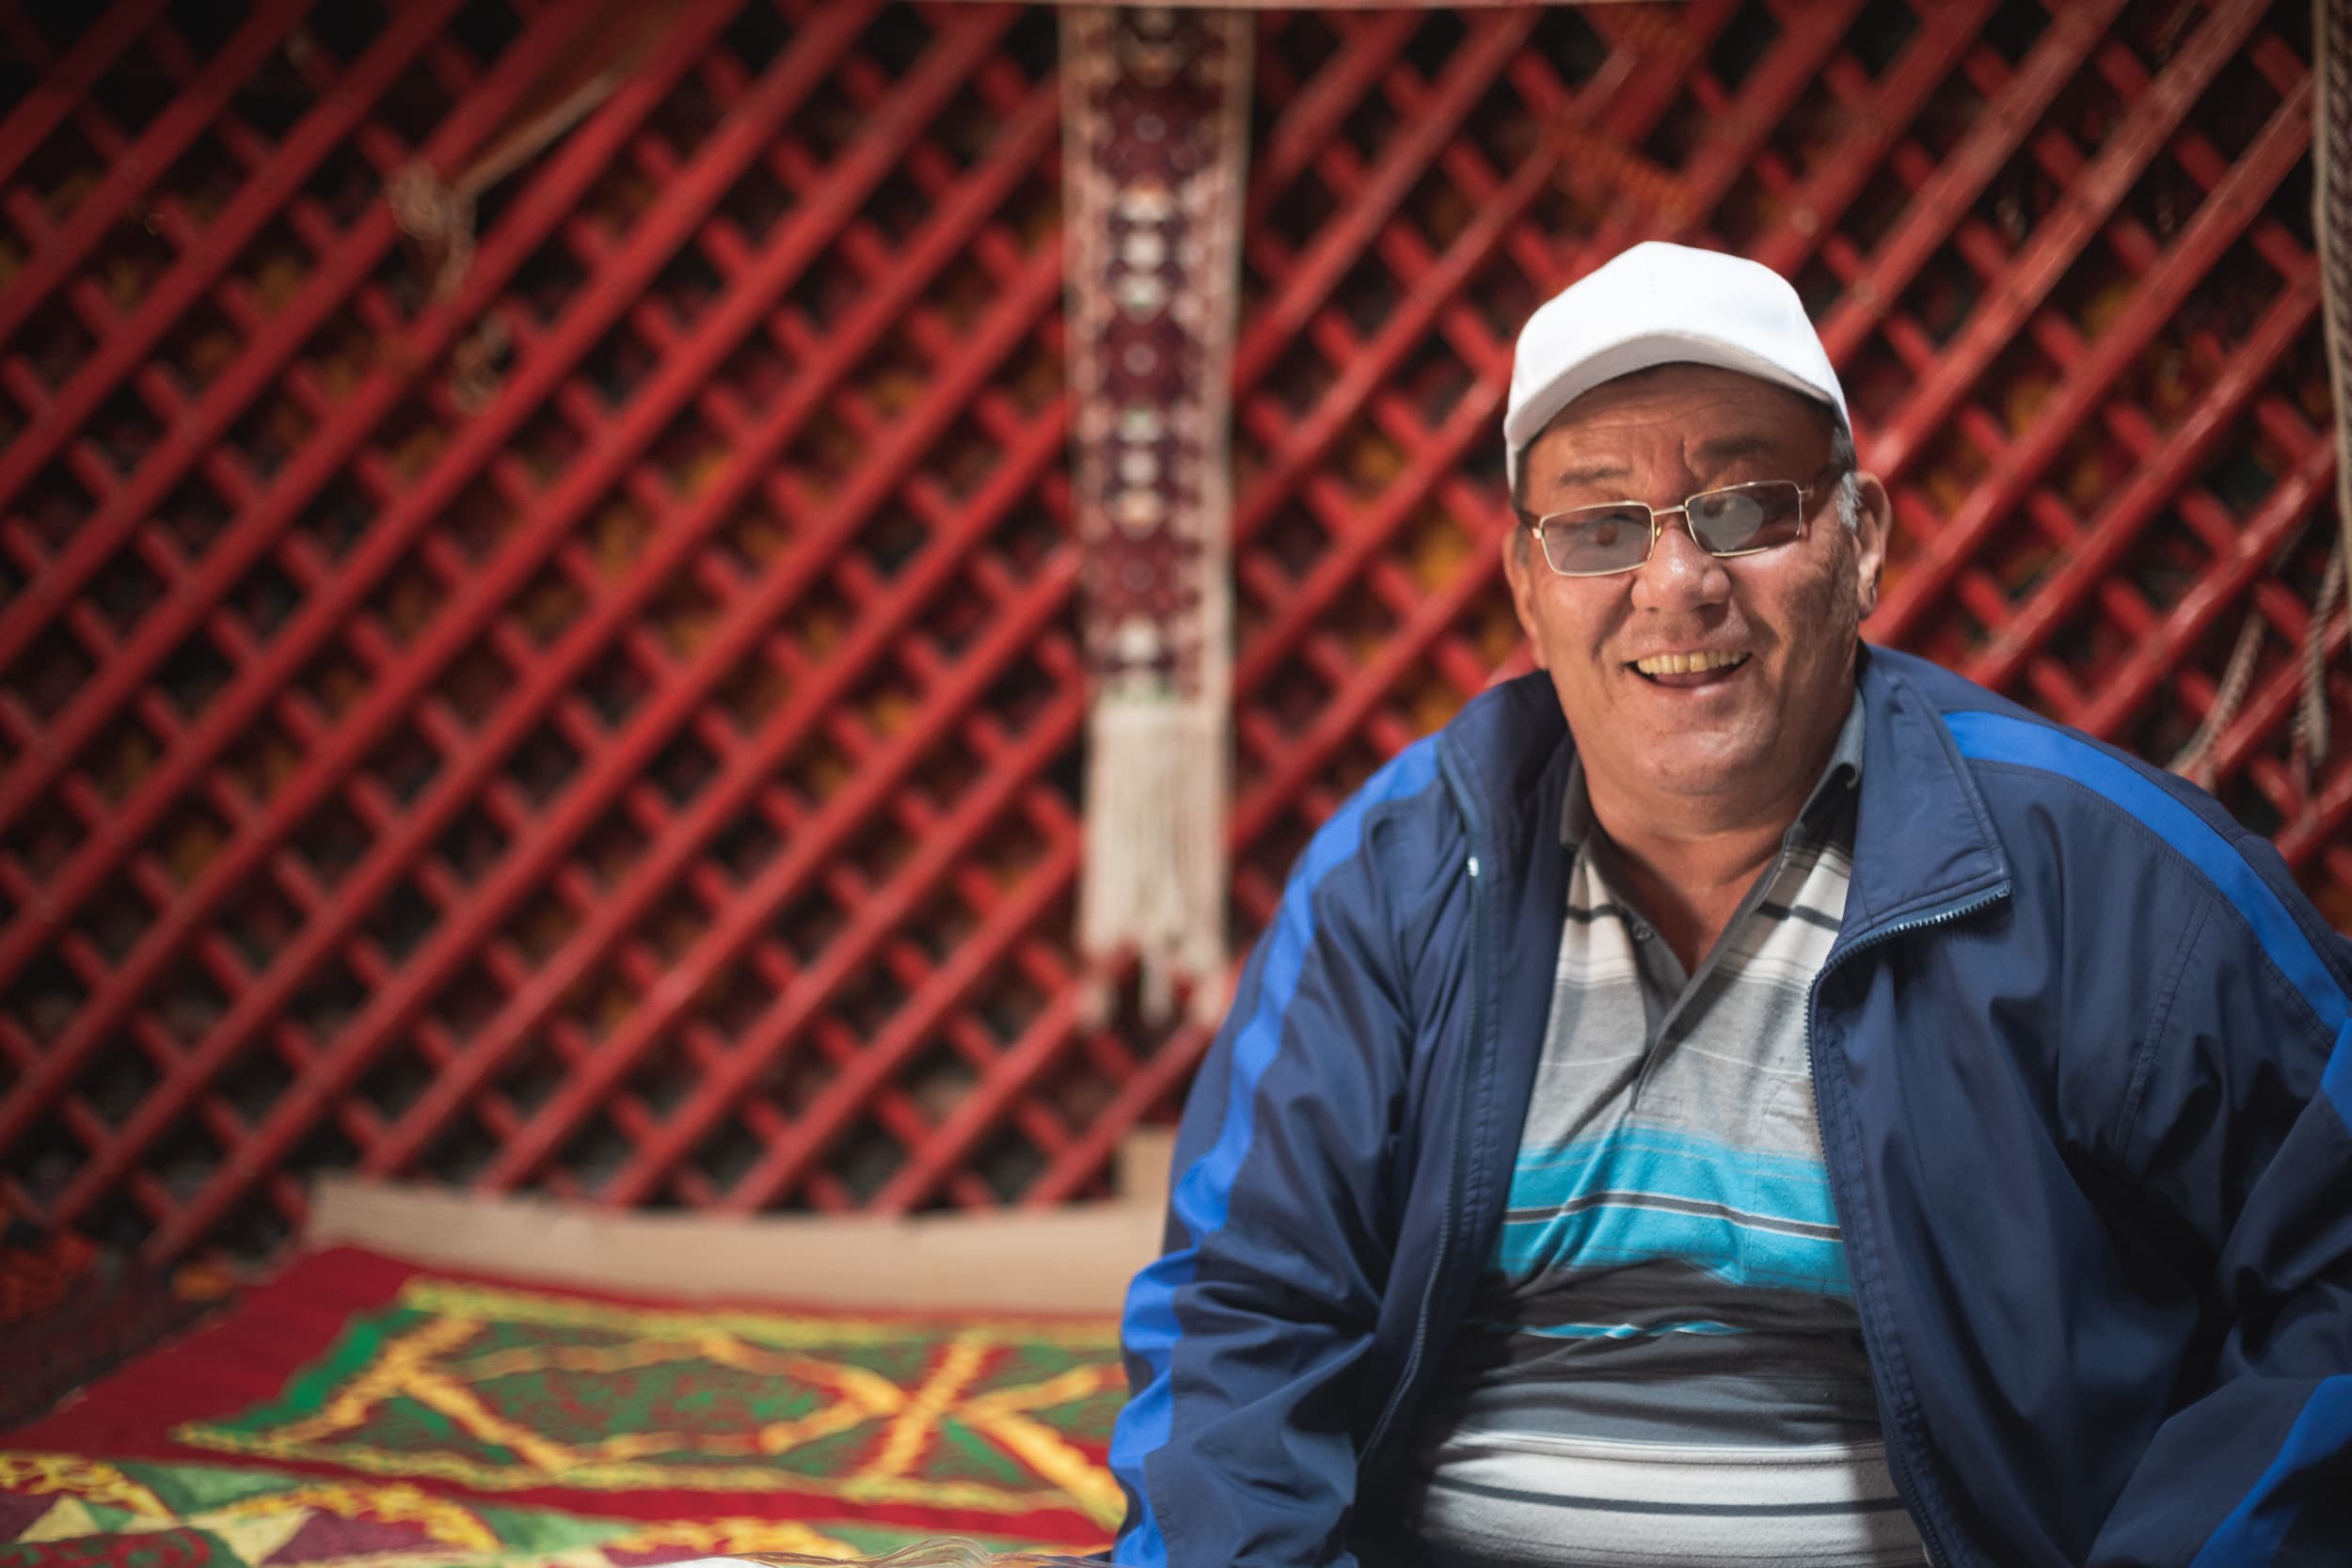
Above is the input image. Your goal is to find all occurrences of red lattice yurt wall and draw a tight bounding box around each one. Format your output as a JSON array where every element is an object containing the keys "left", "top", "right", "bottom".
[{"left": 0, "top": 0, "right": 2342, "bottom": 1263}]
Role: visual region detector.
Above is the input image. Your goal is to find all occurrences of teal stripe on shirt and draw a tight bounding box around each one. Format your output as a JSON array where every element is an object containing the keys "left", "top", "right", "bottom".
[
  {"left": 1505, "top": 1125, "right": 1841, "bottom": 1230},
  {"left": 1520, "top": 1319, "right": 1751, "bottom": 1339},
  {"left": 1494, "top": 1200, "right": 1852, "bottom": 1296}
]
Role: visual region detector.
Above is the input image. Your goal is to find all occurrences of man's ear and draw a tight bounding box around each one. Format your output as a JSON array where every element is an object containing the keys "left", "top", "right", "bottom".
[
  {"left": 1851, "top": 472, "right": 1891, "bottom": 620},
  {"left": 1502, "top": 524, "right": 1549, "bottom": 671}
]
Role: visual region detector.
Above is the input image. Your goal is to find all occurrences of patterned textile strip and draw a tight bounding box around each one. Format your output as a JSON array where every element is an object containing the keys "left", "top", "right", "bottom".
[{"left": 1061, "top": 8, "right": 1253, "bottom": 1022}]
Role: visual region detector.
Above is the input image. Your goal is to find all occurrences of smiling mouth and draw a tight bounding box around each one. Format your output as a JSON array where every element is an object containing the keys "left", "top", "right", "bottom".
[{"left": 1630, "top": 650, "right": 1750, "bottom": 684}]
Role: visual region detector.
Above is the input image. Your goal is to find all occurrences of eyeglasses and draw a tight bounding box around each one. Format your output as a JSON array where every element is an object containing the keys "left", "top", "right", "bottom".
[{"left": 1518, "top": 463, "right": 1848, "bottom": 578}]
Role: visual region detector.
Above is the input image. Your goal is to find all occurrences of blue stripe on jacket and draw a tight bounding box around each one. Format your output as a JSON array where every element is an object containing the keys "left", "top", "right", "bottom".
[
  {"left": 1941, "top": 710, "right": 2348, "bottom": 1059},
  {"left": 2187, "top": 1375, "right": 2352, "bottom": 1568},
  {"left": 1942, "top": 707, "right": 2352, "bottom": 1566},
  {"left": 1108, "top": 738, "right": 1442, "bottom": 1568}
]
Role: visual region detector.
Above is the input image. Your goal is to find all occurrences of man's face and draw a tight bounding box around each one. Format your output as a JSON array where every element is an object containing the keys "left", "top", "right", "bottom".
[{"left": 1502, "top": 363, "right": 1889, "bottom": 819}]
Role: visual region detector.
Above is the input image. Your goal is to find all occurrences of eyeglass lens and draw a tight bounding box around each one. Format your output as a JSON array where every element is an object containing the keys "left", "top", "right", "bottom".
[{"left": 1536, "top": 481, "right": 1807, "bottom": 576}]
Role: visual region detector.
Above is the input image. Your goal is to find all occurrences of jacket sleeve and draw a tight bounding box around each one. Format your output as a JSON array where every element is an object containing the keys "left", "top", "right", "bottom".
[
  {"left": 1107, "top": 750, "right": 1442, "bottom": 1568},
  {"left": 2088, "top": 847, "right": 2352, "bottom": 1567}
]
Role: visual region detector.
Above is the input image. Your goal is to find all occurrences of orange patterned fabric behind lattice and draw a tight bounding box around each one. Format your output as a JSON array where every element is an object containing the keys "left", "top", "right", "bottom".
[{"left": 0, "top": 0, "right": 2341, "bottom": 1263}]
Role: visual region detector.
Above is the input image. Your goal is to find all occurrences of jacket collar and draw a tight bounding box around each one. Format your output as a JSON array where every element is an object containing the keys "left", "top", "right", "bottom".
[
  {"left": 1844, "top": 645, "right": 2011, "bottom": 938},
  {"left": 1438, "top": 645, "right": 2010, "bottom": 940}
]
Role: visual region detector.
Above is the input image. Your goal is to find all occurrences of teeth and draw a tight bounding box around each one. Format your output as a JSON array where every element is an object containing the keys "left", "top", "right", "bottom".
[{"left": 1634, "top": 650, "right": 1749, "bottom": 675}]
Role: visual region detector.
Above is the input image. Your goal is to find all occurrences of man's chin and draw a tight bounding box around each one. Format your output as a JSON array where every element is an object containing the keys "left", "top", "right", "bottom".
[{"left": 1625, "top": 743, "right": 1770, "bottom": 804}]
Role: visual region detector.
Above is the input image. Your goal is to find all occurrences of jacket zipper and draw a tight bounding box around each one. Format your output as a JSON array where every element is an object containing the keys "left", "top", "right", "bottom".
[
  {"left": 1805, "top": 882, "right": 2007, "bottom": 1568},
  {"left": 1361, "top": 847, "right": 1484, "bottom": 1469}
]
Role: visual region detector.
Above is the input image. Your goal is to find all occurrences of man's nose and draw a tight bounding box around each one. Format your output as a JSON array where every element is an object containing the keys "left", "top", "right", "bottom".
[{"left": 1628, "top": 515, "right": 1731, "bottom": 611}]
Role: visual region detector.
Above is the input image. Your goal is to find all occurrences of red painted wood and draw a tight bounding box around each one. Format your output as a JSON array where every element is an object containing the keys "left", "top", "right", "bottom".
[
  {"left": 0, "top": 1, "right": 2341, "bottom": 1260},
  {"left": 1872, "top": 0, "right": 2288, "bottom": 637},
  {"left": 0, "top": 0, "right": 834, "bottom": 1169},
  {"left": 0, "top": 0, "right": 551, "bottom": 628}
]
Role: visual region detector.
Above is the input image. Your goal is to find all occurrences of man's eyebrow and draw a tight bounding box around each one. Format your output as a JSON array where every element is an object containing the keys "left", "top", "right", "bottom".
[
  {"left": 1545, "top": 434, "right": 1789, "bottom": 492},
  {"left": 1547, "top": 463, "right": 1631, "bottom": 489}
]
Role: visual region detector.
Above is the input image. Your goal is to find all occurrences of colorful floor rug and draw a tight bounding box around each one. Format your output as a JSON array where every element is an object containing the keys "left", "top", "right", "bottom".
[{"left": 0, "top": 1247, "right": 1125, "bottom": 1565}]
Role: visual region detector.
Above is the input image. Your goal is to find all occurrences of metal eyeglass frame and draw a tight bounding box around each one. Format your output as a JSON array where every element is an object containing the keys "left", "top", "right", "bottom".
[{"left": 1516, "top": 460, "right": 1851, "bottom": 578}]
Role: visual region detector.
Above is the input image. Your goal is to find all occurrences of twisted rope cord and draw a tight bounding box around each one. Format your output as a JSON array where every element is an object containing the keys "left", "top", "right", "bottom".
[
  {"left": 2319, "top": 0, "right": 2352, "bottom": 754},
  {"left": 2169, "top": 606, "right": 2268, "bottom": 790},
  {"left": 390, "top": 63, "right": 623, "bottom": 300},
  {"left": 2173, "top": 0, "right": 2347, "bottom": 794},
  {"left": 2293, "top": 544, "right": 2346, "bottom": 789}
]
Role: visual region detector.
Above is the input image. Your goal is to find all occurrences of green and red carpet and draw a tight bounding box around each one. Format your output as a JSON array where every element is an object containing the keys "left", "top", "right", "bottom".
[{"left": 0, "top": 1247, "right": 1124, "bottom": 1566}]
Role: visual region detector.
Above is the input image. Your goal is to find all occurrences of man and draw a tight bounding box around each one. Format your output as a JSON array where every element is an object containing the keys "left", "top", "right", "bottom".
[{"left": 1107, "top": 242, "right": 2352, "bottom": 1567}]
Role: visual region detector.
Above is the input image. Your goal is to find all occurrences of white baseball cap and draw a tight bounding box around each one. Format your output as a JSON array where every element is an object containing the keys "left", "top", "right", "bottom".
[{"left": 1504, "top": 241, "right": 1849, "bottom": 491}]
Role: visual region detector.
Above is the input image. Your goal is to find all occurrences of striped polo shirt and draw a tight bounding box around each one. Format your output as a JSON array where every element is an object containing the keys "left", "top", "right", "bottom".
[{"left": 1398, "top": 699, "right": 1928, "bottom": 1566}]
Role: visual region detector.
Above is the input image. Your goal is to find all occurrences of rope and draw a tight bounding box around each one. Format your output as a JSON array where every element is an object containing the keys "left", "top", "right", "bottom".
[
  {"left": 390, "top": 64, "right": 624, "bottom": 302},
  {"left": 2293, "top": 544, "right": 2346, "bottom": 790},
  {"left": 2175, "top": 0, "right": 2349, "bottom": 800},
  {"left": 386, "top": 0, "right": 679, "bottom": 304},
  {"left": 2169, "top": 607, "right": 2267, "bottom": 791},
  {"left": 387, "top": 163, "right": 477, "bottom": 304},
  {"left": 2319, "top": 0, "right": 2352, "bottom": 707},
  {"left": 383, "top": 24, "right": 652, "bottom": 411}
]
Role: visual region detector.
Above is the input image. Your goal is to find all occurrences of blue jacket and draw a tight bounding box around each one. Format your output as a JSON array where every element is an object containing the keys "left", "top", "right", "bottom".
[{"left": 1110, "top": 645, "right": 2352, "bottom": 1568}]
